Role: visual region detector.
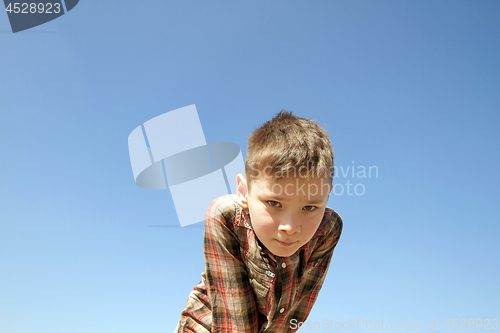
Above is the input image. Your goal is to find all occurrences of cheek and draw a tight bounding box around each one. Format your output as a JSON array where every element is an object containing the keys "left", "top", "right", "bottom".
[
  {"left": 248, "top": 206, "right": 276, "bottom": 231},
  {"left": 300, "top": 215, "right": 323, "bottom": 237},
  {"left": 254, "top": 215, "right": 277, "bottom": 234}
]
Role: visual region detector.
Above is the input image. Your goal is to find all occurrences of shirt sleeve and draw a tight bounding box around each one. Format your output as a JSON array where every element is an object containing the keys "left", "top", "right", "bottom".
[
  {"left": 286, "top": 210, "right": 343, "bottom": 323},
  {"left": 308, "top": 209, "right": 343, "bottom": 264},
  {"left": 204, "top": 200, "right": 260, "bottom": 333}
]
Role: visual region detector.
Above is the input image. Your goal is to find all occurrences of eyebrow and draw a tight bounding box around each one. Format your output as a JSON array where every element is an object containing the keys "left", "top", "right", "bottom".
[
  {"left": 265, "top": 195, "right": 326, "bottom": 205},
  {"left": 307, "top": 199, "right": 323, "bottom": 205},
  {"left": 303, "top": 199, "right": 327, "bottom": 205}
]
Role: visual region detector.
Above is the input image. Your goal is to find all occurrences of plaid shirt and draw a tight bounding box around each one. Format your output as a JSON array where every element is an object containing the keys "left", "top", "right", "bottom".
[{"left": 177, "top": 195, "right": 342, "bottom": 333}]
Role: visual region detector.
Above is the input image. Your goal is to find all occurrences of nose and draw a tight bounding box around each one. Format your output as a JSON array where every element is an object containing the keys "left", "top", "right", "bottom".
[{"left": 278, "top": 214, "right": 301, "bottom": 234}]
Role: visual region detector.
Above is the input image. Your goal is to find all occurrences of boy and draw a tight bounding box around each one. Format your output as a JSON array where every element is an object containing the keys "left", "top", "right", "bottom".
[{"left": 176, "top": 111, "right": 343, "bottom": 332}]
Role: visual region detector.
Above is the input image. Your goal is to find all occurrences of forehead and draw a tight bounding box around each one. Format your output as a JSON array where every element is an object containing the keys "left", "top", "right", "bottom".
[{"left": 249, "top": 175, "right": 331, "bottom": 202}]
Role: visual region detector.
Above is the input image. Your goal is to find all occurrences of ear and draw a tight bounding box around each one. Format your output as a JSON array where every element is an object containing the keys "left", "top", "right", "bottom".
[
  {"left": 236, "top": 174, "right": 248, "bottom": 208},
  {"left": 326, "top": 182, "right": 333, "bottom": 201}
]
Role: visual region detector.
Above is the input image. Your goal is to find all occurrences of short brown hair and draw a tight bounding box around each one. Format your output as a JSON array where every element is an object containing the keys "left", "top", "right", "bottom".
[{"left": 245, "top": 111, "right": 334, "bottom": 190}]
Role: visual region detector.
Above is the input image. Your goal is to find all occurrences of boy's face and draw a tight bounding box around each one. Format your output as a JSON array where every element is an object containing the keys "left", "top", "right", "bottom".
[{"left": 237, "top": 174, "right": 332, "bottom": 257}]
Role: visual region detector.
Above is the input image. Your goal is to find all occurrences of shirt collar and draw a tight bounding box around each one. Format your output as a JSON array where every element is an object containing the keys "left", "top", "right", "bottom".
[{"left": 234, "top": 202, "right": 252, "bottom": 230}]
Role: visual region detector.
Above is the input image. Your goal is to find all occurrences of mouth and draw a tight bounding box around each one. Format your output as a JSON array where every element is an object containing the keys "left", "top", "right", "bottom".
[{"left": 276, "top": 240, "right": 297, "bottom": 247}]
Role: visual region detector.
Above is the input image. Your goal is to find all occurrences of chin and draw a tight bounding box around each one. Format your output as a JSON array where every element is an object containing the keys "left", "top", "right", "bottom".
[{"left": 271, "top": 247, "right": 299, "bottom": 258}]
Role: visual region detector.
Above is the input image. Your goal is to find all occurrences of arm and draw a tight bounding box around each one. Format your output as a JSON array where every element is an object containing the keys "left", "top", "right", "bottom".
[
  {"left": 287, "top": 210, "right": 343, "bottom": 321},
  {"left": 204, "top": 201, "right": 260, "bottom": 333},
  {"left": 308, "top": 209, "right": 343, "bottom": 264}
]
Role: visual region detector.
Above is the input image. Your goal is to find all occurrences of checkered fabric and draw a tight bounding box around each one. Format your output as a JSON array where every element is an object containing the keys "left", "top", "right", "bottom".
[{"left": 176, "top": 195, "right": 342, "bottom": 332}]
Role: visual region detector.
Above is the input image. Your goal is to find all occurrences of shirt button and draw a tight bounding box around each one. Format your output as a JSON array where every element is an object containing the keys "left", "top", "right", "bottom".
[
  {"left": 281, "top": 262, "right": 287, "bottom": 268},
  {"left": 279, "top": 307, "right": 285, "bottom": 313}
]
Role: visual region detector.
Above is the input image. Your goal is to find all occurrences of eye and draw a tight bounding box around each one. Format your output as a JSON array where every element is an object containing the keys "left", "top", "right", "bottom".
[
  {"left": 303, "top": 205, "right": 317, "bottom": 211},
  {"left": 267, "top": 200, "right": 281, "bottom": 207}
]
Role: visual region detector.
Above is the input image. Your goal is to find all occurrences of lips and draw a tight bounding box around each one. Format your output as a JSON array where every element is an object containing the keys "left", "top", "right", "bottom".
[{"left": 276, "top": 240, "right": 297, "bottom": 247}]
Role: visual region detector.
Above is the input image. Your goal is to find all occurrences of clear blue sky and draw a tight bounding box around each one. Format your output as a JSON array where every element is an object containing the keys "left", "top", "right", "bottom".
[{"left": 1, "top": 1, "right": 499, "bottom": 332}]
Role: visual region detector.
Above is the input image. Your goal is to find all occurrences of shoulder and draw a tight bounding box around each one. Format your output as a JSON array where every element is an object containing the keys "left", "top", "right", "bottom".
[
  {"left": 315, "top": 207, "right": 343, "bottom": 238},
  {"left": 205, "top": 194, "right": 243, "bottom": 229},
  {"left": 303, "top": 207, "right": 343, "bottom": 261}
]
